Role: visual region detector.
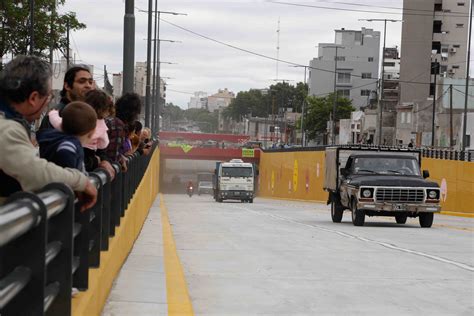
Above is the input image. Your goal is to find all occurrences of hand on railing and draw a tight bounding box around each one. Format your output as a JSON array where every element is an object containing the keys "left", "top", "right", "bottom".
[
  {"left": 99, "top": 160, "right": 116, "bottom": 181},
  {"left": 77, "top": 180, "right": 98, "bottom": 212}
]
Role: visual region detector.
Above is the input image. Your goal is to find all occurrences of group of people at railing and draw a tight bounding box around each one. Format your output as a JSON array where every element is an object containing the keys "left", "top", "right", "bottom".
[
  {"left": 0, "top": 55, "right": 153, "bottom": 209},
  {"left": 0, "top": 55, "right": 156, "bottom": 315}
]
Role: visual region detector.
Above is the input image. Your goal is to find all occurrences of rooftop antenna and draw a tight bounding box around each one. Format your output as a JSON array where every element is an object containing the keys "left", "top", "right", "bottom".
[{"left": 276, "top": 17, "right": 280, "bottom": 81}]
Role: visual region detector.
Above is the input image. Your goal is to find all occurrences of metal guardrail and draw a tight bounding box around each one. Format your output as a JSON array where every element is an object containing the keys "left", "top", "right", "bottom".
[
  {"left": 263, "top": 144, "right": 474, "bottom": 162},
  {"left": 0, "top": 143, "right": 156, "bottom": 315}
]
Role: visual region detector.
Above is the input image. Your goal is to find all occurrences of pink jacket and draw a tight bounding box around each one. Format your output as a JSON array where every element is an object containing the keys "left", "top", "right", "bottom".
[{"left": 48, "top": 110, "right": 109, "bottom": 150}]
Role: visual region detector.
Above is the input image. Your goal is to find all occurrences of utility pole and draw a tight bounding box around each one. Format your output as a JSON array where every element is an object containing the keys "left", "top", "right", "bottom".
[
  {"left": 66, "top": 19, "right": 70, "bottom": 69},
  {"left": 145, "top": 0, "right": 153, "bottom": 129},
  {"left": 123, "top": 0, "right": 135, "bottom": 94},
  {"left": 450, "top": 84, "right": 453, "bottom": 148},
  {"left": 431, "top": 58, "right": 438, "bottom": 147},
  {"left": 359, "top": 19, "right": 402, "bottom": 145},
  {"left": 323, "top": 45, "right": 343, "bottom": 145},
  {"left": 462, "top": 0, "right": 473, "bottom": 151},
  {"left": 151, "top": 0, "right": 158, "bottom": 134},
  {"left": 29, "top": 0, "right": 34, "bottom": 54}
]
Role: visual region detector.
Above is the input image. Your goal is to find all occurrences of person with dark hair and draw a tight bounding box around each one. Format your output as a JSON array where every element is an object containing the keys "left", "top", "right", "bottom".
[
  {"left": 0, "top": 55, "right": 97, "bottom": 209},
  {"left": 39, "top": 65, "right": 94, "bottom": 130},
  {"left": 105, "top": 92, "right": 142, "bottom": 167},
  {"left": 37, "top": 102, "right": 97, "bottom": 172}
]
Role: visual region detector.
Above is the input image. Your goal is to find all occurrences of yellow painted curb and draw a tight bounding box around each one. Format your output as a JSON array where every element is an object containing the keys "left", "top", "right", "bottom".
[
  {"left": 160, "top": 194, "right": 194, "bottom": 316},
  {"left": 71, "top": 149, "right": 160, "bottom": 316},
  {"left": 440, "top": 211, "right": 474, "bottom": 218}
]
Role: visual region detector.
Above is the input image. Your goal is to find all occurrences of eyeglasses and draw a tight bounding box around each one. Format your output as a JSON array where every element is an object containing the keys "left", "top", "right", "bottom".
[{"left": 75, "top": 78, "right": 94, "bottom": 85}]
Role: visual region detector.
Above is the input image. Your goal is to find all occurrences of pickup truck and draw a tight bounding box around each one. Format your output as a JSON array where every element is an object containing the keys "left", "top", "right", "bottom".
[{"left": 324, "top": 146, "right": 441, "bottom": 227}]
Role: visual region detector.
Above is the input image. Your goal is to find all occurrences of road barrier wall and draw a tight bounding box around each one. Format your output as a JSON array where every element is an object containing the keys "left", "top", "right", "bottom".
[{"left": 259, "top": 149, "right": 473, "bottom": 217}]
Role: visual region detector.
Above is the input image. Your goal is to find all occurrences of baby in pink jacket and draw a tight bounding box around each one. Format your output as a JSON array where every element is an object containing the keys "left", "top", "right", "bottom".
[{"left": 49, "top": 90, "right": 113, "bottom": 171}]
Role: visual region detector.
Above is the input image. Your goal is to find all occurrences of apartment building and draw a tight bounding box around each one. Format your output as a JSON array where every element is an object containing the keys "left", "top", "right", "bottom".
[
  {"left": 399, "top": 0, "right": 469, "bottom": 145},
  {"left": 308, "top": 28, "right": 380, "bottom": 109}
]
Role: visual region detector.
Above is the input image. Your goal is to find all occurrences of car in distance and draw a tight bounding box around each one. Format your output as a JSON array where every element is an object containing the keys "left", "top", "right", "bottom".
[{"left": 198, "top": 181, "right": 213, "bottom": 195}]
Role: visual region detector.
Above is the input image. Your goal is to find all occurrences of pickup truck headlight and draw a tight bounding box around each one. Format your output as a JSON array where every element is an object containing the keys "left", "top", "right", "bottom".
[
  {"left": 427, "top": 189, "right": 439, "bottom": 200},
  {"left": 361, "top": 188, "right": 373, "bottom": 198}
]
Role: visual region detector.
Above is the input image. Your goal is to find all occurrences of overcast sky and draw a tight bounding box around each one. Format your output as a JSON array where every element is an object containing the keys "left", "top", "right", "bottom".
[{"left": 60, "top": 0, "right": 411, "bottom": 108}]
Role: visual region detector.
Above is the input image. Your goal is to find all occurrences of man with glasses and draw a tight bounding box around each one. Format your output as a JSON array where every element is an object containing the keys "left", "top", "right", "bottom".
[{"left": 0, "top": 55, "right": 97, "bottom": 209}]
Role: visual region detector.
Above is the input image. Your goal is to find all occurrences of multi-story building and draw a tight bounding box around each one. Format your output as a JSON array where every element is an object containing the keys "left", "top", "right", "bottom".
[
  {"left": 207, "top": 88, "right": 235, "bottom": 112},
  {"left": 399, "top": 0, "right": 469, "bottom": 146},
  {"left": 134, "top": 61, "right": 147, "bottom": 97},
  {"left": 380, "top": 47, "right": 401, "bottom": 145},
  {"left": 188, "top": 91, "right": 208, "bottom": 109},
  {"left": 112, "top": 73, "right": 123, "bottom": 101},
  {"left": 308, "top": 28, "right": 380, "bottom": 109}
]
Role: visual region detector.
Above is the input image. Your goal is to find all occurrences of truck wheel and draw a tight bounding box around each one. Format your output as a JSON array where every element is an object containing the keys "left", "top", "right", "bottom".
[
  {"left": 395, "top": 214, "right": 407, "bottom": 224},
  {"left": 249, "top": 198, "right": 253, "bottom": 203},
  {"left": 351, "top": 199, "right": 365, "bottom": 226},
  {"left": 419, "top": 213, "right": 434, "bottom": 228},
  {"left": 331, "top": 202, "right": 343, "bottom": 223}
]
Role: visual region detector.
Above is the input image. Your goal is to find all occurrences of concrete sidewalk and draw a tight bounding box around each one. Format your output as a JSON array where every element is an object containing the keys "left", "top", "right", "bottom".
[{"left": 102, "top": 197, "right": 167, "bottom": 315}]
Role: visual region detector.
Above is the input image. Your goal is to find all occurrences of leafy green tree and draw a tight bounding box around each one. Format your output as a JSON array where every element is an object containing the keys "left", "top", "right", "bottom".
[
  {"left": 0, "top": 0, "right": 85, "bottom": 59},
  {"left": 223, "top": 82, "right": 308, "bottom": 122},
  {"left": 184, "top": 108, "right": 218, "bottom": 133},
  {"left": 162, "top": 102, "right": 184, "bottom": 122},
  {"left": 304, "top": 93, "right": 355, "bottom": 140}
]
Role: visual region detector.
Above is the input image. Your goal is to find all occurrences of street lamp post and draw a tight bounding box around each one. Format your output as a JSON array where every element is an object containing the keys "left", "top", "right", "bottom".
[
  {"left": 123, "top": 0, "right": 135, "bottom": 94},
  {"left": 290, "top": 65, "right": 309, "bottom": 146},
  {"left": 152, "top": 61, "right": 177, "bottom": 136},
  {"left": 322, "top": 45, "right": 343, "bottom": 145},
  {"left": 359, "top": 18, "right": 402, "bottom": 146},
  {"left": 431, "top": 58, "right": 439, "bottom": 147},
  {"left": 462, "top": 0, "right": 473, "bottom": 152}
]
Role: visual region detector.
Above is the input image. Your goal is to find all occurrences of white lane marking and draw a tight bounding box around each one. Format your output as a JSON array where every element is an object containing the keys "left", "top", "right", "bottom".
[{"left": 229, "top": 204, "right": 474, "bottom": 273}]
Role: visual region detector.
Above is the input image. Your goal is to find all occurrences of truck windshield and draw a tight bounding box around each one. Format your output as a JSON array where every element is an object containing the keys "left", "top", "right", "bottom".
[
  {"left": 222, "top": 167, "right": 253, "bottom": 177},
  {"left": 353, "top": 157, "right": 421, "bottom": 176}
]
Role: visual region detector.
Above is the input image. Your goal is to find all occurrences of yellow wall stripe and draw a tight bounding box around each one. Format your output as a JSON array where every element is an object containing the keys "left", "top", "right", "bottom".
[
  {"left": 72, "top": 149, "right": 160, "bottom": 316},
  {"left": 160, "top": 194, "right": 195, "bottom": 315}
]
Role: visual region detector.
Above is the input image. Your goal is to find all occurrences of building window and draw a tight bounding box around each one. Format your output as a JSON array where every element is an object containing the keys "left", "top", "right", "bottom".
[
  {"left": 406, "top": 112, "right": 411, "bottom": 124},
  {"left": 452, "top": 65, "right": 460, "bottom": 69},
  {"left": 432, "top": 41, "right": 441, "bottom": 54},
  {"left": 335, "top": 56, "right": 346, "bottom": 61},
  {"left": 337, "top": 72, "right": 351, "bottom": 84},
  {"left": 453, "top": 44, "right": 461, "bottom": 48},
  {"left": 361, "top": 73, "right": 372, "bottom": 79},
  {"left": 383, "top": 62, "right": 396, "bottom": 67},
  {"left": 434, "top": 3, "right": 442, "bottom": 11},
  {"left": 440, "top": 65, "right": 448, "bottom": 74},
  {"left": 433, "top": 20, "right": 442, "bottom": 33},
  {"left": 458, "top": 2, "right": 465, "bottom": 6},
  {"left": 361, "top": 89, "right": 371, "bottom": 96},
  {"left": 401, "top": 112, "right": 406, "bottom": 124},
  {"left": 368, "top": 57, "right": 374, "bottom": 62},
  {"left": 431, "top": 61, "right": 440, "bottom": 74},
  {"left": 456, "top": 24, "right": 464, "bottom": 28},
  {"left": 337, "top": 89, "right": 350, "bottom": 97}
]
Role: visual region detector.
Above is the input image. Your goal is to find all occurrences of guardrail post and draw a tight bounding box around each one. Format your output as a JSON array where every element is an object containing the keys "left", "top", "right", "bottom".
[
  {"left": 1, "top": 191, "right": 47, "bottom": 315},
  {"left": 39, "top": 183, "right": 75, "bottom": 316},
  {"left": 87, "top": 173, "right": 103, "bottom": 268},
  {"left": 92, "top": 169, "right": 110, "bottom": 251},
  {"left": 109, "top": 163, "right": 121, "bottom": 236}
]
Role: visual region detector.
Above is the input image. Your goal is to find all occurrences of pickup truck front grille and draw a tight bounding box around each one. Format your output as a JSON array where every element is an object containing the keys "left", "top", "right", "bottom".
[{"left": 375, "top": 188, "right": 424, "bottom": 203}]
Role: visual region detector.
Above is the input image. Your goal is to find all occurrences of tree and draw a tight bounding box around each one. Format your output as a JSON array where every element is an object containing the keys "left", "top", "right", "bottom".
[
  {"left": 223, "top": 82, "right": 308, "bottom": 122},
  {"left": 162, "top": 102, "right": 184, "bottom": 122},
  {"left": 304, "top": 93, "right": 355, "bottom": 140},
  {"left": 0, "top": 0, "right": 85, "bottom": 59},
  {"left": 183, "top": 108, "right": 218, "bottom": 133}
]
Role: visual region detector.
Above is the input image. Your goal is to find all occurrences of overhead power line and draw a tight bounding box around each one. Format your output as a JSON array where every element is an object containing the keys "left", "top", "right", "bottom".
[
  {"left": 161, "top": 18, "right": 473, "bottom": 87},
  {"left": 267, "top": 1, "right": 472, "bottom": 18}
]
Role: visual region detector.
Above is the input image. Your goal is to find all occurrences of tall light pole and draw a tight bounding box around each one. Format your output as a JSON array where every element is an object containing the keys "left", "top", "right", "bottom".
[
  {"left": 462, "top": 0, "right": 473, "bottom": 152},
  {"left": 123, "top": 0, "right": 135, "bottom": 94},
  {"left": 154, "top": 10, "right": 186, "bottom": 137},
  {"left": 290, "top": 65, "right": 309, "bottom": 146},
  {"left": 431, "top": 58, "right": 439, "bottom": 147},
  {"left": 138, "top": 8, "right": 186, "bottom": 134},
  {"left": 359, "top": 19, "right": 402, "bottom": 145},
  {"left": 144, "top": 0, "right": 153, "bottom": 129},
  {"left": 153, "top": 60, "right": 177, "bottom": 135},
  {"left": 322, "top": 45, "right": 343, "bottom": 145}
]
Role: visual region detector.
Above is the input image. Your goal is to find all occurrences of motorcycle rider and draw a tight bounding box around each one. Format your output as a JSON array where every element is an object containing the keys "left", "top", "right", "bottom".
[{"left": 187, "top": 180, "right": 194, "bottom": 196}]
